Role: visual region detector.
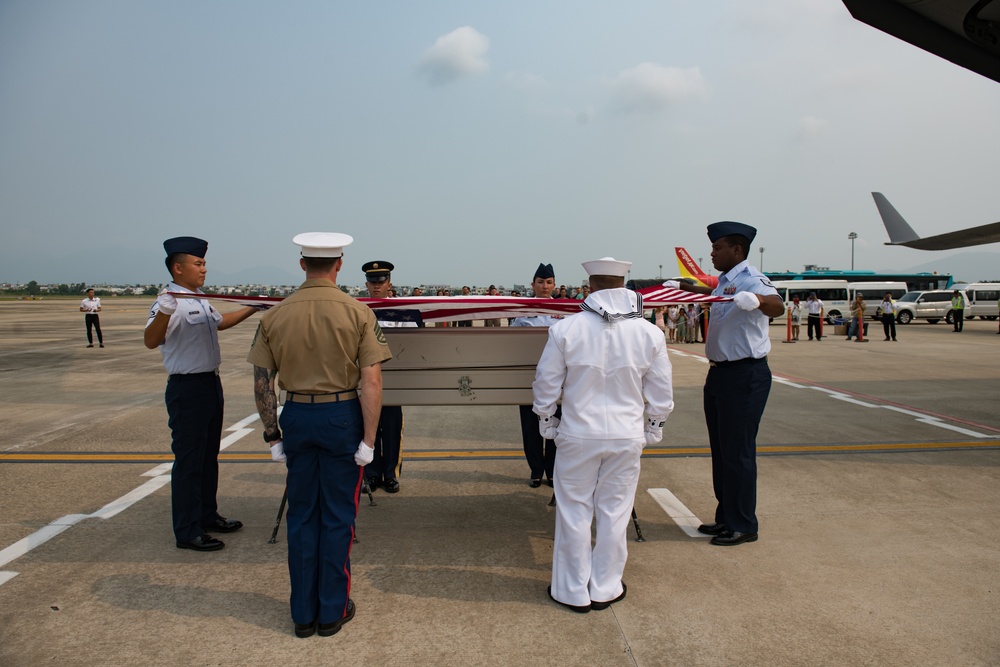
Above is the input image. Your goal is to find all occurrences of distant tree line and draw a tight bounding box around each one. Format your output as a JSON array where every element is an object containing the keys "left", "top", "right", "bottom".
[{"left": 1, "top": 282, "right": 160, "bottom": 297}]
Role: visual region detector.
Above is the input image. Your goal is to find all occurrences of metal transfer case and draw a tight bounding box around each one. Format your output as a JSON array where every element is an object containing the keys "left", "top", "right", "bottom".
[{"left": 380, "top": 328, "right": 549, "bottom": 406}]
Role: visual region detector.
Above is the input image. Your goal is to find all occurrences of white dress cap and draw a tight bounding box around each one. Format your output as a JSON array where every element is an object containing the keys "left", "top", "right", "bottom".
[
  {"left": 292, "top": 232, "right": 354, "bottom": 258},
  {"left": 581, "top": 256, "right": 632, "bottom": 277}
]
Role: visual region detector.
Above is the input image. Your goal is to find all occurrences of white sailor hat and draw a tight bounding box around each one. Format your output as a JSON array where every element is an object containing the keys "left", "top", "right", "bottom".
[
  {"left": 581, "top": 256, "right": 632, "bottom": 277},
  {"left": 292, "top": 232, "right": 354, "bottom": 258}
]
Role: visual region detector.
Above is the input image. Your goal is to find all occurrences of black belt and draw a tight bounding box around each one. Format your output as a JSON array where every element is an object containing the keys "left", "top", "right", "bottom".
[
  {"left": 285, "top": 390, "right": 358, "bottom": 404},
  {"left": 709, "top": 356, "right": 767, "bottom": 368},
  {"left": 168, "top": 369, "right": 220, "bottom": 379}
]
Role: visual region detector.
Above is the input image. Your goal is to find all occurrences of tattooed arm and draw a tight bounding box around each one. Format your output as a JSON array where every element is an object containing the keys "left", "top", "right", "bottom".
[{"left": 253, "top": 365, "right": 280, "bottom": 439}]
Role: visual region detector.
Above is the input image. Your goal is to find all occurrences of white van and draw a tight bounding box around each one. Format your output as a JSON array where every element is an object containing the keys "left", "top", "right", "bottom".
[
  {"left": 847, "top": 282, "right": 909, "bottom": 319},
  {"left": 772, "top": 280, "right": 850, "bottom": 323},
  {"left": 959, "top": 283, "right": 1000, "bottom": 320}
]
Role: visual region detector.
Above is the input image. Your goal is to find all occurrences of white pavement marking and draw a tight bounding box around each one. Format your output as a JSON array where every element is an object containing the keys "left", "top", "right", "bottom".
[
  {"left": 915, "top": 418, "right": 994, "bottom": 438},
  {"left": 675, "top": 354, "right": 996, "bottom": 439},
  {"left": 647, "top": 488, "right": 708, "bottom": 538},
  {"left": 0, "top": 414, "right": 257, "bottom": 588},
  {"left": 91, "top": 476, "right": 172, "bottom": 520},
  {"left": 228, "top": 413, "right": 261, "bottom": 430}
]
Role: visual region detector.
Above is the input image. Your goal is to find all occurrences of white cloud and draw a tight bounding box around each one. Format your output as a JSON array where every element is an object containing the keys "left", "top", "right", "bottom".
[
  {"left": 794, "top": 115, "right": 830, "bottom": 141},
  {"left": 417, "top": 26, "right": 490, "bottom": 86},
  {"left": 609, "top": 63, "right": 709, "bottom": 114}
]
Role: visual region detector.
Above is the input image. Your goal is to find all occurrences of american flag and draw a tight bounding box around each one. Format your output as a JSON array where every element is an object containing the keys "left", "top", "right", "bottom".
[{"left": 174, "top": 287, "right": 727, "bottom": 324}]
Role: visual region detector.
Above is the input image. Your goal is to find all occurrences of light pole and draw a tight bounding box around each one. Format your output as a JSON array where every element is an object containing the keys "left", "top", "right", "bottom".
[
  {"left": 658, "top": 264, "right": 662, "bottom": 279},
  {"left": 848, "top": 232, "right": 858, "bottom": 270},
  {"left": 758, "top": 247, "right": 765, "bottom": 273}
]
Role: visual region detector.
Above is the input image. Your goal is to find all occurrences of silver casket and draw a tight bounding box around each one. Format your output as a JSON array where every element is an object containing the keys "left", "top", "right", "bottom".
[{"left": 380, "top": 327, "right": 549, "bottom": 406}]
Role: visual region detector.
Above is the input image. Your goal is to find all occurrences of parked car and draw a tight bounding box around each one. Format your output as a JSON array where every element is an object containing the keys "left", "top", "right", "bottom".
[{"left": 893, "top": 289, "right": 968, "bottom": 325}]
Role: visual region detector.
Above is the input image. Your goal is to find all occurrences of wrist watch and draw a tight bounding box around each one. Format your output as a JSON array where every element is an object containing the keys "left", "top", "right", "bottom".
[{"left": 263, "top": 429, "right": 282, "bottom": 443}]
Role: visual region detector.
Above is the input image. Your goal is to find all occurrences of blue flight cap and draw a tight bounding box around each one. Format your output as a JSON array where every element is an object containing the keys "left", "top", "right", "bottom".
[
  {"left": 534, "top": 263, "right": 555, "bottom": 280},
  {"left": 163, "top": 236, "right": 208, "bottom": 258},
  {"left": 706, "top": 221, "right": 757, "bottom": 243}
]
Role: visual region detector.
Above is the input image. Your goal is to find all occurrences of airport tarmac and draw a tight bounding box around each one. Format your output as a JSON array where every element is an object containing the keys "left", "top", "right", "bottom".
[{"left": 0, "top": 297, "right": 998, "bottom": 666}]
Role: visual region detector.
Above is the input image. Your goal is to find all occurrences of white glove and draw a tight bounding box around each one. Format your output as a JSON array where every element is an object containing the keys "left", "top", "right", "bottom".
[
  {"left": 732, "top": 291, "right": 760, "bottom": 311},
  {"left": 156, "top": 289, "right": 178, "bottom": 315},
  {"left": 270, "top": 440, "right": 286, "bottom": 462},
  {"left": 538, "top": 415, "right": 560, "bottom": 440},
  {"left": 662, "top": 280, "right": 681, "bottom": 289},
  {"left": 644, "top": 416, "right": 666, "bottom": 446},
  {"left": 354, "top": 441, "right": 374, "bottom": 467}
]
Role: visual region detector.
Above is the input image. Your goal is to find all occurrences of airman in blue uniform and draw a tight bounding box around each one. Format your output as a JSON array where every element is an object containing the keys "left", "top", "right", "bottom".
[
  {"left": 144, "top": 236, "right": 258, "bottom": 551},
  {"left": 664, "top": 222, "right": 784, "bottom": 546}
]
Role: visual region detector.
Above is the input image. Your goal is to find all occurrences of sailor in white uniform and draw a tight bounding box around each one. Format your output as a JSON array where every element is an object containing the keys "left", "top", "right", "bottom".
[{"left": 533, "top": 257, "right": 674, "bottom": 613}]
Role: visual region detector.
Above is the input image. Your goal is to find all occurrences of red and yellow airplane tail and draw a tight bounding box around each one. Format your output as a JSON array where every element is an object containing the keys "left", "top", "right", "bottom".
[{"left": 675, "top": 247, "right": 718, "bottom": 288}]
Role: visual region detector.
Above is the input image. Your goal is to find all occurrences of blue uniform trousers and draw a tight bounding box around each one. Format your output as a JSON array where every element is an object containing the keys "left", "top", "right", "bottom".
[
  {"left": 703, "top": 359, "right": 771, "bottom": 534},
  {"left": 519, "top": 404, "right": 559, "bottom": 481},
  {"left": 365, "top": 405, "right": 403, "bottom": 483},
  {"left": 165, "top": 372, "right": 223, "bottom": 543},
  {"left": 280, "top": 399, "right": 364, "bottom": 625}
]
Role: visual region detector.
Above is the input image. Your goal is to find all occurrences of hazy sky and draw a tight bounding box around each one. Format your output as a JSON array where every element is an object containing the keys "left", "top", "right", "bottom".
[{"left": 1, "top": 1, "right": 998, "bottom": 287}]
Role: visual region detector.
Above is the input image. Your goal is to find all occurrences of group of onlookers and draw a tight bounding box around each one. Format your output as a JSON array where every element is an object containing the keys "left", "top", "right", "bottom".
[{"left": 653, "top": 304, "right": 708, "bottom": 343}]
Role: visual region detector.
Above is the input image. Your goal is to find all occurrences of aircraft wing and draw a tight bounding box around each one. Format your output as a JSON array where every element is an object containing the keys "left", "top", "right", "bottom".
[
  {"left": 872, "top": 192, "right": 1000, "bottom": 250},
  {"left": 842, "top": 0, "right": 1000, "bottom": 84}
]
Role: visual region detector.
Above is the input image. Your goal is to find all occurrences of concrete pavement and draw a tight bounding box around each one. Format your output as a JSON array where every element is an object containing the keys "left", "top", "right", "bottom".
[{"left": 1, "top": 298, "right": 998, "bottom": 666}]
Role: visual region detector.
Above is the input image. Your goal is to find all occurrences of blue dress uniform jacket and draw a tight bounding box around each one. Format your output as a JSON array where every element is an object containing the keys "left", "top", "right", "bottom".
[
  {"left": 704, "top": 261, "right": 778, "bottom": 534},
  {"left": 146, "top": 282, "right": 226, "bottom": 543}
]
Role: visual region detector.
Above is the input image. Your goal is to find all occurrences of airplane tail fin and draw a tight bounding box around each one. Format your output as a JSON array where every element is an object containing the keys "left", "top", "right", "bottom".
[
  {"left": 872, "top": 192, "right": 920, "bottom": 245},
  {"left": 675, "top": 247, "right": 706, "bottom": 279}
]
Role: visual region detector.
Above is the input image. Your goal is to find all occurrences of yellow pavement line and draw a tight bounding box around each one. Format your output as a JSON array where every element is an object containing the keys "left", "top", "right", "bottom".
[{"left": 1, "top": 440, "right": 998, "bottom": 464}]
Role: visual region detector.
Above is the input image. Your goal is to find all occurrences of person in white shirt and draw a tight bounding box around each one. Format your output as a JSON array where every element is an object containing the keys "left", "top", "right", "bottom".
[
  {"left": 533, "top": 256, "right": 674, "bottom": 613},
  {"left": 79, "top": 288, "right": 104, "bottom": 347},
  {"left": 879, "top": 292, "right": 898, "bottom": 341},
  {"left": 790, "top": 297, "right": 803, "bottom": 341},
  {"left": 666, "top": 305, "right": 679, "bottom": 342},
  {"left": 806, "top": 292, "right": 825, "bottom": 340}
]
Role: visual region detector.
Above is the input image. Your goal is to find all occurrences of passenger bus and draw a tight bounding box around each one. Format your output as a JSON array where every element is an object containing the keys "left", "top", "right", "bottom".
[{"left": 765, "top": 270, "right": 952, "bottom": 292}]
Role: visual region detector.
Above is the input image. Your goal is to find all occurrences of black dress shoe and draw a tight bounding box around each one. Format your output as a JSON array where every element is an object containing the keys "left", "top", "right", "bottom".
[
  {"left": 529, "top": 479, "right": 542, "bottom": 488},
  {"left": 710, "top": 530, "right": 758, "bottom": 546},
  {"left": 176, "top": 534, "right": 224, "bottom": 551},
  {"left": 383, "top": 479, "right": 400, "bottom": 494},
  {"left": 294, "top": 621, "right": 317, "bottom": 638},
  {"left": 591, "top": 583, "right": 627, "bottom": 610},
  {"left": 202, "top": 516, "right": 243, "bottom": 533},
  {"left": 696, "top": 523, "right": 727, "bottom": 536},
  {"left": 319, "top": 599, "right": 356, "bottom": 637},
  {"left": 547, "top": 586, "right": 590, "bottom": 613},
  {"left": 545, "top": 478, "right": 554, "bottom": 487},
  {"left": 365, "top": 476, "right": 381, "bottom": 491}
]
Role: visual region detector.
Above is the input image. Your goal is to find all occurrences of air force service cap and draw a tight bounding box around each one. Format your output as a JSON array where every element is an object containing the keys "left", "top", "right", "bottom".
[
  {"left": 163, "top": 236, "right": 208, "bottom": 258},
  {"left": 292, "top": 232, "right": 353, "bottom": 258},
  {"left": 533, "top": 263, "right": 555, "bottom": 280},
  {"left": 582, "top": 256, "right": 632, "bottom": 277},
  {"left": 707, "top": 221, "right": 757, "bottom": 243},
  {"left": 362, "top": 260, "right": 394, "bottom": 283}
]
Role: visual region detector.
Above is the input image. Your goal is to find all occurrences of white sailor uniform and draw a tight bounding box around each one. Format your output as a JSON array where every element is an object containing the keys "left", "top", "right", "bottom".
[{"left": 533, "top": 288, "right": 674, "bottom": 608}]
